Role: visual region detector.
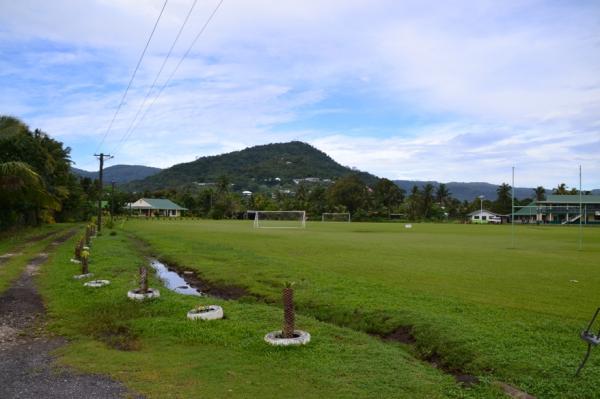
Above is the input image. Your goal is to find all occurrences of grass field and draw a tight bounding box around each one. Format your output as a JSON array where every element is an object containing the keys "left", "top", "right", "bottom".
[
  {"left": 22, "top": 220, "right": 600, "bottom": 398},
  {"left": 114, "top": 219, "right": 600, "bottom": 398}
]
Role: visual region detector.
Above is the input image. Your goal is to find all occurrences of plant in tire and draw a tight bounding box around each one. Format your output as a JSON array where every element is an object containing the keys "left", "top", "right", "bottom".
[
  {"left": 139, "top": 267, "right": 149, "bottom": 293},
  {"left": 74, "top": 239, "right": 82, "bottom": 260},
  {"left": 81, "top": 250, "right": 90, "bottom": 274},
  {"left": 282, "top": 281, "right": 295, "bottom": 338}
]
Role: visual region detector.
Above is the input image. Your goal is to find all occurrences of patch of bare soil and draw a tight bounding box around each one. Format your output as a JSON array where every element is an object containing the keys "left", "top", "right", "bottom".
[{"left": 0, "top": 229, "right": 141, "bottom": 399}]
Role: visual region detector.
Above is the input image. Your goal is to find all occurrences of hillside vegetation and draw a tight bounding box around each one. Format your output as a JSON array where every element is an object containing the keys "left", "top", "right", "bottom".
[
  {"left": 125, "top": 141, "right": 378, "bottom": 192},
  {"left": 72, "top": 164, "right": 161, "bottom": 184}
]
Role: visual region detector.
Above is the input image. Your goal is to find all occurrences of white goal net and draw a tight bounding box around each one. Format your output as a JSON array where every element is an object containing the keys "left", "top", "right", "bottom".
[
  {"left": 321, "top": 212, "right": 351, "bottom": 222},
  {"left": 251, "top": 210, "right": 306, "bottom": 229}
]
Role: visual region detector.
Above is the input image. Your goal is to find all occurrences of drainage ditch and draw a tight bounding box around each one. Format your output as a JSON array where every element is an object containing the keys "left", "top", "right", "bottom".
[{"left": 136, "top": 245, "right": 534, "bottom": 397}]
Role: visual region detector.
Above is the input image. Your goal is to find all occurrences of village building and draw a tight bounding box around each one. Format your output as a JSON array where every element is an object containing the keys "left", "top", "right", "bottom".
[
  {"left": 467, "top": 209, "right": 503, "bottom": 224},
  {"left": 128, "top": 198, "right": 187, "bottom": 217},
  {"left": 514, "top": 194, "right": 600, "bottom": 224}
]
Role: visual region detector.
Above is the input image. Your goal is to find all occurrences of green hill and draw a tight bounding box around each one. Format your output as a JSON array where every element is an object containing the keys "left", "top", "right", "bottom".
[
  {"left": 71, "top": 164, "right": 162, "bottom": 184},
  {"left": 125, "top": 141, "right": 379, "bottom": 192}
]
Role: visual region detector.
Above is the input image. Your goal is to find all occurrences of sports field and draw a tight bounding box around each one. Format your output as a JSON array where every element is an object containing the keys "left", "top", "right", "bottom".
[{"left": 34, "top": 220, "right": 600, "bottom": 398}]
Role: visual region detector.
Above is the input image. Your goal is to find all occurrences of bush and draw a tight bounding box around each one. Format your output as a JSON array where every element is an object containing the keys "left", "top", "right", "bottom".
[{"left": 110, "top": 231, "right": 117, "bottom": 236}]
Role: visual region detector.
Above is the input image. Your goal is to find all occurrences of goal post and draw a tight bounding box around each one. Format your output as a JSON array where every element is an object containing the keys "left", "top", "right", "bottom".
[
  {"left": 321, "top": 212, "right": 351, "bottom": 222},
  {"left": 250, "top": 210, "right": 306, "bottom": 229}
]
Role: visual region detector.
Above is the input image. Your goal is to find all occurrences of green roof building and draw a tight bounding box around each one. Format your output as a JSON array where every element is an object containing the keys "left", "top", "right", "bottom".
[
  {"left": 513, "top": 195, "right": 600, "bottom": 225},
  {"left": 129, "top": 198, "right": 187, "bottom": 217}
]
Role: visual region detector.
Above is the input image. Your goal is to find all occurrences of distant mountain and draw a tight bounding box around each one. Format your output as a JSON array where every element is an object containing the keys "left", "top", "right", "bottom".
[
  {"left": 394, "top": 180, "right": 538, "bottom": 201},
  {"left": 125, "top": 141, "right": 379, "bottom": 192},
  {"left": 71, "top": 164, "right": 162, "bottom": 184}
]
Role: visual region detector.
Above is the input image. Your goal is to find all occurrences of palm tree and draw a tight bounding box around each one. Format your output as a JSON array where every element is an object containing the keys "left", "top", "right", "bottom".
[
  {"left": 435, "top": 183, "right": 451, "bottom": 207},
  {"left": 0, "top": 161, "right": 42, "bottom": 191},
  {"left": 533, "top": 186, "right": 546, "bottom": 201},
  {"left": 553, "top": 183, "right": 568, "bottom": 195},
  {"left": 421, "top": 183, "right": 435, "bottom": 218}
]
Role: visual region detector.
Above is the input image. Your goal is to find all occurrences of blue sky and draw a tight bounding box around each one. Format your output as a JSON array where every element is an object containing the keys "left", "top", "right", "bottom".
[{"left": 1, "top": 0, "right": 599, "bottom": 188}]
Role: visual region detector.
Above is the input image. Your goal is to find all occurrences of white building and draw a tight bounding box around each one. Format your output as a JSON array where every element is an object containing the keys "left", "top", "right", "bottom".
[{"left": 467, "top": 209, "right": 502, "bottom": 224}]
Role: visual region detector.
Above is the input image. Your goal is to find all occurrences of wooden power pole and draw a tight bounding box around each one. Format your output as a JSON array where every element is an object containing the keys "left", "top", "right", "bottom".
[{"left": 94, "top": 153, "right": 113, "bottom": 232}]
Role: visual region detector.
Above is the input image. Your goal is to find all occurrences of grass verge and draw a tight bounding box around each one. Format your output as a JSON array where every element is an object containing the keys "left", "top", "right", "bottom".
[{"left": 38, "top": 228, "right": 503, "bottom": 398}]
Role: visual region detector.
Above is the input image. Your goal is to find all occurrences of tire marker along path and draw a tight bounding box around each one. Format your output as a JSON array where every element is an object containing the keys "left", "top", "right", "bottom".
[{"left": 0, "top": 229, "right": 139, "bottom": 399}]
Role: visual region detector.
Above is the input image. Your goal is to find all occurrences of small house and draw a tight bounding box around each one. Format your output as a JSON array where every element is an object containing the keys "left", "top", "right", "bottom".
[
  {"left": 128, "top": 198, "right": 187, "bottom": 217},
  {"left": 467, "top": 209, "right": 502, "bottom": 224}
]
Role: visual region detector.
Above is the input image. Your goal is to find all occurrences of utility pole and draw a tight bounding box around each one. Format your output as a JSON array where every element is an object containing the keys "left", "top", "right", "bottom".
[
  {"left": 111, "top": 181, "right": 116, "bottom": 224},
  {"left": 511, "top": 166, "right": 515, "bottom": 249},
  {"left": 579, "top": 165, "right": 583, "bottom": 251},
  {"left": 94, "top": 153, "right": 113, "bottom": 232}
]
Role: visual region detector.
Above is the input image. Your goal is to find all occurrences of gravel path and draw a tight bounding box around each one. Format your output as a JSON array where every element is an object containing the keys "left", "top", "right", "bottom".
[{"left": 0, "top": 230, "right": 138, "bottom": 399}]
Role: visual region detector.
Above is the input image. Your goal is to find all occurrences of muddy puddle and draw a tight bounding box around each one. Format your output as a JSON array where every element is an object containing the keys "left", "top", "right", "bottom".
[{"left": 149, "top": 258, "right": 202, "bottom": 296}]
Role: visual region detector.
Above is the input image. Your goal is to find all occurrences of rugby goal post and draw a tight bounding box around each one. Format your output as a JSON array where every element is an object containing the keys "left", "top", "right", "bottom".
[
  {"left": 251, "top": 210, "right": 306, "bottom": 229},
  {"left": 321, "top": 212, "right": 351, "bottom": 222}
]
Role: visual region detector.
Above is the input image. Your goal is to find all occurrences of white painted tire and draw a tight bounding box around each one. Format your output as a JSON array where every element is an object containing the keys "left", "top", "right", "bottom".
[
  {"left": 70, "top": 258, "right": 81, "bottom": 264},
  {"left": 264, "top": 330, "right": 311, "bottom": 346},
  {"left": 127, "top": 288, "right": 160, "bottom": 301},
  {"left": 83, "top": 246, "right": 90, "bottom": 251},
  {"left": 73, "top": 273, "right": 94, "bottom": 280},
  {"left": 187, "top": 305, "right": 223, "bottom": 321},
  {"left": 84, "top": 280, "right": 110, "bottom": 288}
]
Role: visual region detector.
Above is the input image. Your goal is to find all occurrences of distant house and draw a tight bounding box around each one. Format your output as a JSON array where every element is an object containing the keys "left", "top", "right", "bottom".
[
  {"left": 128, "top": 198, "right": 187, "bottom": 217},
  {"left": 467, "top": 209, "right": 503, "bottom": 224},
  {"left": 514, "top": 194, "right": 600, "bottom": 224}
]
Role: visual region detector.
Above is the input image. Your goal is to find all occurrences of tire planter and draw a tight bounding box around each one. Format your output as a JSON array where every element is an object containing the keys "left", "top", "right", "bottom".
[
  {"left": 127, "top": 288, "right": 160, "bottom": 301},
  {"left": 73, "top": 273, "right": 94, "bottom": 280},
  {"left": 187, "top": 305, "right": 223, "bottom": 321},
  {"left": 83, "top": 246, "right": 90, "bottom": 251},
  {"left": 264, "top": 330, "right": 311, "bottom": 346},
  {"left": 70, "top": 258, "right": 82, "bottom": 264},
  {"left": 84, "top": 279, "right": 110, "bottom": 288}
]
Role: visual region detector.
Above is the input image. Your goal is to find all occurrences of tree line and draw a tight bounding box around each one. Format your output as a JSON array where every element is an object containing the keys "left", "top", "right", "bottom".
[
  {"left": 0, "top": 116, "right": 104, "bottom": 230},
  {"left": 1, "top": 115, "right": 587, "bottom": 230}
]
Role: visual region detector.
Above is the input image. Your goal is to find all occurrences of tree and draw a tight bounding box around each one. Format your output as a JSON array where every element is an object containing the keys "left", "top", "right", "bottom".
[
  {"left": 407, "top": 185, "right": 421, "bottom": 220},
  {"left": 307, "top": 186, "right": 327, "bottom": 216},
  {"left": 327, "top": 175, "right": 367, "bottom": 214},
  {"left": 421, "top": 183, "right": 435, "bottom": 219},
  {"left": 0, "top": 115, "right": 76, "bottom": 228},
  {"left": 373, "top": 178, "right": 404, "bottom": 214},
  {"left": 533, "top": 186, "right": 546, "bottom": 201},
  {"left": 553, "top": 183, "right": 568, "bottom": 195},
  {"left": 435, "top": 184, "right": 451, "bottom": 207},
  {"left": 494, "top": 183, "right": 512, "bottom": 214}
]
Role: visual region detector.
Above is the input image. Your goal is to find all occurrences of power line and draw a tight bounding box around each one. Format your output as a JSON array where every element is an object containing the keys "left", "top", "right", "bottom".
[
  {"left": 95, "top": 0, "right": 169, "bottom": 153},
  {"left": 112, "top": 0, "right": 199, "bottom": 154},
  {"left": 112, "top": 0, "right": 224, "bottom": 157}
]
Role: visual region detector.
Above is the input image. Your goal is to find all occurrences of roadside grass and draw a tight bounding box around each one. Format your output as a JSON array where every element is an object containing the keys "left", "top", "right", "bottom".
[
  {"left": 0, "top": 224, "right": 72, "bottom": 294},
  {"left": 38, "top": 229, "right": 502, "bottom": 398},
  {"left": 0, "top": 223, "right": 67, "bottom": 254},
  {"left": 121, "top": 219, "right": 600, "bottom": 398}
]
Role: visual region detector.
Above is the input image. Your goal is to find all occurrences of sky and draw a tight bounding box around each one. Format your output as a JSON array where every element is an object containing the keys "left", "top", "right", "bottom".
[{"left": 1, "top": 0, "right": 599, "bottom": 188}]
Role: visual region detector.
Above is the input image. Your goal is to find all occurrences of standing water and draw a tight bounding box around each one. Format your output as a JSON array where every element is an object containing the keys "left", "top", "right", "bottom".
[{"left": 149, "top": 258, "right": 202, "bottom": 296}]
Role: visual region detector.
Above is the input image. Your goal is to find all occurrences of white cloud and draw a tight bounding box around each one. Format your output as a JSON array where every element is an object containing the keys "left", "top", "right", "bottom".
[{"left": 0, "top": 0, "right": 599, "bottom": 186}]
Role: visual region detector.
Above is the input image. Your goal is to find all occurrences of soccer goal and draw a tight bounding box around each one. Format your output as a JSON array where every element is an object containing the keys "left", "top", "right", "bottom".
[
  {"left": 251, "top": 210, "right": 306, "bottom": 229},
  {"left": 321, "top": 212, "right": 351, "bottom": 222}
]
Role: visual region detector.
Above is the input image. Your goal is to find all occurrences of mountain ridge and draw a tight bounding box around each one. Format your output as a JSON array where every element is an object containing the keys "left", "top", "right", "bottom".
[
  {"left": 71, "top": 164, "right": 161, "bottom": 184},
  {"left": 123, "top": 141, "right": 379, "bottom": 192}
]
